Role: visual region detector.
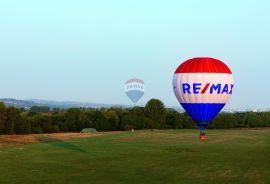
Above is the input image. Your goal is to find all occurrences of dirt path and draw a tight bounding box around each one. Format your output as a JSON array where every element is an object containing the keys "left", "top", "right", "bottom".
[{"left": 0, "top": 132, "right": 120, "bottom": 148}]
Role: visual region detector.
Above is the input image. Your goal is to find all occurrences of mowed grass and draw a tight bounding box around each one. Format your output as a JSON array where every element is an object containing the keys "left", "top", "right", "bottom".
[{"left": 0, "top": 129, "right": 269, "bottom": 184}]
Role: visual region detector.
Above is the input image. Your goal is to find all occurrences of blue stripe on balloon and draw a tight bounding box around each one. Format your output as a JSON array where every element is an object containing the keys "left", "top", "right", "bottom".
[
  {"left": 126, "top": 90, "right": 144, "bottom": 103},
  {"left": 180, "top": 103, "right": 226, "bottom": 131}
]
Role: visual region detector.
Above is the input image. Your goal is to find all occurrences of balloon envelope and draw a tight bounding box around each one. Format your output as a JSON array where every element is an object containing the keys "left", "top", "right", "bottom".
[
  {"left": 173, "top": 57, "right": 234, "bottom": 131},
  {"left": 125, "top": 78, "right": 145, "bottom": 104}
]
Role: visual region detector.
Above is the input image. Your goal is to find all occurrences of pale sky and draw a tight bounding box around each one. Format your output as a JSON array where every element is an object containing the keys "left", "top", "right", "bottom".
[{"left": 0, "top": 0, "right": 269, "bottom": 109}]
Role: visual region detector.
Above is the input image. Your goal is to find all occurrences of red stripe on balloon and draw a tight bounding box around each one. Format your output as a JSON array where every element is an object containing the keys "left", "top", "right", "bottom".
[{"left": 175, "top": 57, "right": 232, "bottom": 74}]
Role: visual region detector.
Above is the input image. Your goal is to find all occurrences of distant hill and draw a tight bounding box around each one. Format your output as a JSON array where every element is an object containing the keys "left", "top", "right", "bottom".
[
  {"left": 0, "top": 98, "right": 268, "bottom": 113},
  {"left": 0, "top": 98, "right": 124, "bottom": 110},
  {"left": 0, "top": 98, "right": 186, "bottom": 112}
]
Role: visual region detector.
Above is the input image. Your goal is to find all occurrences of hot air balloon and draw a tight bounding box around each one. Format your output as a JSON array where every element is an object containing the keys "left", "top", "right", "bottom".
[
  {"left": 125, "top": 78, "right": 145, "bottom": 104},
  {"left": 173, "top": 57, "right": 234, "bottom": 139}
]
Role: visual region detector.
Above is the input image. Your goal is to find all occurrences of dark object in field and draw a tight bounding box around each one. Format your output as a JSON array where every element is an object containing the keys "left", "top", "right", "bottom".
[{"left": 81, "top": 128, "right": 97, "bottom": 133}]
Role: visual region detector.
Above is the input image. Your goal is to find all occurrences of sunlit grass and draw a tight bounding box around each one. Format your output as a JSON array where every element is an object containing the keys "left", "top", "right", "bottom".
[{"left": 0, "top": 129, "right": 269, "bottom": 184}]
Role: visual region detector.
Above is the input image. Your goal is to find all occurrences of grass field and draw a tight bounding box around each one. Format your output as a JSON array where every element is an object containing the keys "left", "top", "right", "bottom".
[{"left": 0, "top": 129, "right": 269, "bottom": 184}]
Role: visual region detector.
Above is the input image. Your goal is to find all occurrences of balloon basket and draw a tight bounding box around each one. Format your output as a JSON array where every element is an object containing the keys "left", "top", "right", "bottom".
[
  {"left": 200, "top": 135, "right": 207, "bottom": 140},
  {"left": 199, "top": 133, "right": 208, "bottom": 140}
]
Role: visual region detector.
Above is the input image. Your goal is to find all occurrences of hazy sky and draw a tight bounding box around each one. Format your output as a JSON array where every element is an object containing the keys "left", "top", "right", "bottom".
[{"left": 0, "top": 0, "right": 269, "bottom": 109}]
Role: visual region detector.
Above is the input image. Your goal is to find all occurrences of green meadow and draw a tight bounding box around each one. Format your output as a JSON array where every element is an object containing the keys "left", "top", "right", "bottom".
[{"left": 0, "top": 129, "right": 269, "bottom": 184}]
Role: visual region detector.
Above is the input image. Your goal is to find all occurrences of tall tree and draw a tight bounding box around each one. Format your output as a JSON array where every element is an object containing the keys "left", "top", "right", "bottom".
[
  {"left": 0, "top": 104, "right": 7, "bottom": 134},
  {"left": 4, "top": 107, "right": 19, "bottom": 134},
  {"left": 144, "top": 99, "right": 166, "bottom": 129}
]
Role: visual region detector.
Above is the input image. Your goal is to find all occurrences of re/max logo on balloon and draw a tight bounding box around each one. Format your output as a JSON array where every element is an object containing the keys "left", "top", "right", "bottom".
[
  {"left": 126, "top": 84, "right": 143, "bottom": 89},
  {"left": 182, "top": 83, "right": 234, "bottom": 94}
]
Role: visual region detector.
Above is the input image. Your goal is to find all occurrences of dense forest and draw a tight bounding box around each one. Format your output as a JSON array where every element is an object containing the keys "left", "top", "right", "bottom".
[{"left": 0, "top": 99, "right": 269, "bottom": 135}]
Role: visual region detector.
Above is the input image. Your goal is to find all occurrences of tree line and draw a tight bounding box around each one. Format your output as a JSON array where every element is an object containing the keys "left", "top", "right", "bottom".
[{"left": 0, "top": 99, "right": 269, "bottom": 135}]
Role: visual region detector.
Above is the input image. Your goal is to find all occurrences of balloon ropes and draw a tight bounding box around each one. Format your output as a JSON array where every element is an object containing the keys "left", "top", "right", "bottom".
[
  {"left": 125, "top": 78, "right": 145, "bottom": 105},
  {"left": 173, "top": 57, "right": 234, "bottom": 140}
]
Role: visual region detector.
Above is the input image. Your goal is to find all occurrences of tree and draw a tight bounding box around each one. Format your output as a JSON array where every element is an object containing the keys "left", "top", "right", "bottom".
[
  {"left": 103, "top": 109, "right": 119, "bottom": 130},
  {"left": 145, "top": 99, "right": 166, "bottom": 129},
  {"left": 4, "top": 107, "right": 19, "bottom": 134},
  {"left": 165, "top": 110, "right": 183, "bottom": 129},
  {"left": 0, "top": 105, "right": 7, "bottom": 134},
  {"left": 0, "top": 102, "right": 5, "bottom": 108},
  {"left": 17, "top": 114, "right": 31, "bottom": 134},
  {"left": 30, "top": 106, "right": 50, "bottom": 113},
  {"left": 29, "top": 115, "right": 43, "bottom": 133},
  {"left": 120, "top": 115, "right": 136, "bottom": 130},
  {"left": 64, "top": 108, "right": 81, "bottom": 131},
  {"left": 180, "top": 113, "right": 195, "bottom": 129},
  {"left": 92, "top": 111, "right": 109, "bottom": 130},
  {"left": 0, "top": 100, "right": 270, "bottom": 135},
  {"left": 51, "top": 112, "right": 66, "bottom": 132}
]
